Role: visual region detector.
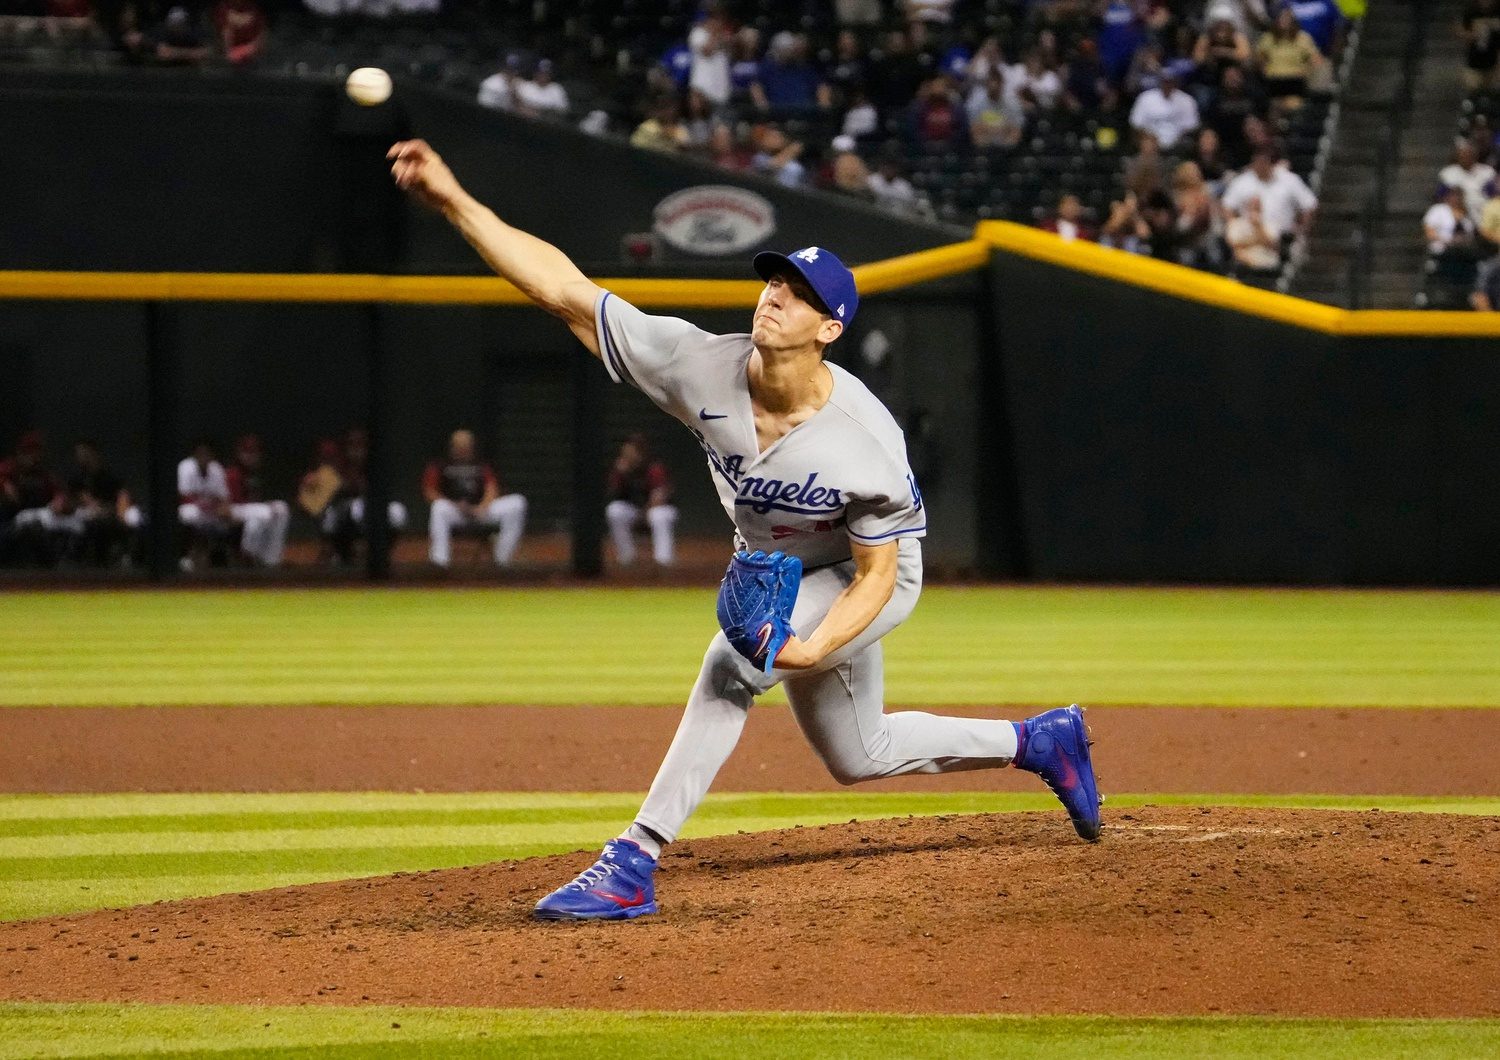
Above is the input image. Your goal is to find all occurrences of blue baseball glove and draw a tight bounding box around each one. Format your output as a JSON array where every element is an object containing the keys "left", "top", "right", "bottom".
[{"left": 716, "top": 549, "right": 802, "bottom": 673}]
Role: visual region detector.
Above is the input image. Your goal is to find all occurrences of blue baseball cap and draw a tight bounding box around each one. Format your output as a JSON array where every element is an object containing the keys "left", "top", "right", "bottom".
[{"left": 752, "top": 246, "right": 858, "bottom": 328}]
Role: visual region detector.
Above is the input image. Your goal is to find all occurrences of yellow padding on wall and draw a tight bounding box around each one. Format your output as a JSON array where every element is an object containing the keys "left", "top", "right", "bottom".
[
  {"left": 976, "top": 220, "right": 1500, "bottom": 338},
  {"left": 0, "top": 271, "right": 768, "bottom": 308},
  {"left": 4, "top": 227, "right": 1500, "bottom": 337},
  {"left": 850, "top": 238, "right": 990, "bottom": 295}
]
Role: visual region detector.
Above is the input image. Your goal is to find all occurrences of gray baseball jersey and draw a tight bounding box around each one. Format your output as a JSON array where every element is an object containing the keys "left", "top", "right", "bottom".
[{"left": 594, "top": 290, "right": 926, "bottom": 568}]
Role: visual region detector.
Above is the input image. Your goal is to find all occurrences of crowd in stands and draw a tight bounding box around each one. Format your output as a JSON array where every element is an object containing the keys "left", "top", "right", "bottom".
[
  {"left": 1427, "top": 3, "right": 1500, "bottom": 309},
  {"left": 2, "top": 0, "right": 1351, "bottom": 284},
  {"left": 461, "top": 0, "right": 1345, "bottom": 278},
  {"left": 0, "top": 427, "right": 676, "bottom": 573}
]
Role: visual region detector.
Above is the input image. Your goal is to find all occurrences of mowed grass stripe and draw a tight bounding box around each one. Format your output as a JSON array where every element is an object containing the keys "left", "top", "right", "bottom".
[
  {"left": 3, "top": 792, "right": 1499, "bottom": 922},
  {"left": 3, "top": 1004, "right": 1500, "bottom": 1060},
  {"left": 4, "top": 587, "right": 1498, "bottom": 707}
]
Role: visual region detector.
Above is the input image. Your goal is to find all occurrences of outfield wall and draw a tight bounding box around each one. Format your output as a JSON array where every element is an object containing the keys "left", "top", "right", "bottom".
[{"left": 984, "top": 242, "right": 1500, "bottom": 586}]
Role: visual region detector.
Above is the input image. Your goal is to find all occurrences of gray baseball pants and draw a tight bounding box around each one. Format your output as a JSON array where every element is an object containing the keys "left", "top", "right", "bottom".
[{"left": 634, "top": 538, "right": 1020, "bottom": 844}]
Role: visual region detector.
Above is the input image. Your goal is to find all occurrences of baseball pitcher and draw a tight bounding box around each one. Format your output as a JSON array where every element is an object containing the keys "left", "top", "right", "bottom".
[{"left": 389, "top": 139, "right": 1102, "bottom": 920}]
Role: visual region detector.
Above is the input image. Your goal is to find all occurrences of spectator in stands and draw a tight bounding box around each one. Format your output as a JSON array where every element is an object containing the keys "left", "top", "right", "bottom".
[
  {"left": 213, "top": 0, "right": 264, "bottom": 66},
  {"left": 1040, "top": 194, "right": 1096, "bottom": 241},
  {"left": 707, "top": 122, "right": 752, "bottom": 171},
  {"left": 62, "top": 440, "right": 142, "bottom": 567},
  {"left": 1012, "top": 47, "right": 1063, "bottom": 112},
  {"left": 1439, "top": 138, "right": 1498, "bottom": 224},
  {"left": 225, "top": 433, "right": 290, "bottom": 568},
  {"left": 152, "top": 6, "right": 211, "bottom": 65},
  {"left": 477, "top": 53, "right": 521, "bottom": 112},
  {"left": 1470, "top": 254, "right": 1500, "bottom": 308},
  {"left": 902, "top": 0, "right": 956, "bottom": 27},
  {"left": 1256, "top": 7, "right": 1323, "bottom": 109},
  {"left": 515, "top": 60, "right": 569, "bottom": 120},
  {"left": 1205, "top": 64, "right": 1268, "bottom": 168},
  {"left": 1062, "top": 38, "right": 1118, "bottom": 113},
  {"left": 967, "top": 68, "right": 1025, "bottom": 148},
  {"left": 682, "top": 90, "right": 716, "bottom": 150},
  {"left": 1096, "top": 0, "right": 1146, "bottom": 87},
  {"left": 729, "top": 27, "right": 763, "bottom": 110},
  {"left": 1129, "top": 69, "right": 1200, "bottom": 150},
  {"left": 1125, "top": 40, "right": 1168, "bottom": 96},
  {"left": 752, "top": 125, "right": 807, "bottom": 187},
  {"left": 1240, "top": 112, "right": 1278, "bottom": 165},
  {"left": 1225, "top": 195, "right": 1283, "bottom": 276},
  {"left": 1478, "top": 189, "right": 1500, "bottom": 252},
  {"left": 842, "top": 86, "right": 880, "bottom": 140},
  {"left": 969, "top": 35, "right": 1009, "bottom": 86},
  {"left": 1100, "top": 192, "right": 1151, "bottom": 253},
  {"left": 1462, "top": 0, "right": 1500, "bottom": 91},
  {"left": 1192, "top": 18, "right": 1252, "bottom": 91},
  {"left": 605, "top": 433, "right": 677, "bottom": 567},
  {"left": 826, "top": 29, "right": 868, "bottom": 105},
  {"left": 423, "top": 429, "right": 527, "bottom": 569},
  {"left": 1286, "top": 0, "right": 1345, "bottom": 56},
  {"left": 909, "top": 75, "right": 968, "bottom": 148},
  {"left": 687, "top": 6, "right": 732, "bottom": 114},
  {"left": 827, "top": 135, "right": 874, "bottom": 199},
  {"left": 1141, "top": 189, "right": 1184, "bottom": 261},
  {"left": 1202, "top": 0, "right": 1270, "bottom": 37},
  {"left": 1424, "top": 184, "right": 1479, "bottom": 256},
  {"left": 866, "top": 29, "right": 926, "bottom": 118},
  {"left": 750, "top": 32, "right": 831, "bottom": 115},
  {"left": 869, "top": 155, "right": 925, "bottom": 215},
  {"left": 631, "top": 98, "right": 690, "bottom": 153},
  {"left": 1172, "top": 161, "right": 1223, "bottom": 269},
  {"left": 177, "top": 440, "right": 235, "bottom": 571},
  {"left": 1124, "top": 130, "right": 1168, "bottom": 199},
  {"left": 1221, "top": 145, "right": 1318, "bottom": 245},
  {"left": 1190, "top": 127, "right": 1231, "bottom": 186}
]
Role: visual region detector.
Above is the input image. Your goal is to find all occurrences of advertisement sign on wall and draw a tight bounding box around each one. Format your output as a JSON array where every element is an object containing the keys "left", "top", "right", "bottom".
[{"left": 652, "top": 185, "right": 777, "bottom": 256}]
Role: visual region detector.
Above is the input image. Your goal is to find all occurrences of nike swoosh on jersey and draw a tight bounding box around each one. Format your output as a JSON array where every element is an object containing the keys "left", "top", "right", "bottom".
[{"left": 699, "top": 409, "right": 729, "bottom": 420}]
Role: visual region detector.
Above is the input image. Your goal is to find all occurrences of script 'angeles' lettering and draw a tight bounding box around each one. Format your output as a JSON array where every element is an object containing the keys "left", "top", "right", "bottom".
[{"left": 734, "top": 472, "right": 843, "bottom": 515}]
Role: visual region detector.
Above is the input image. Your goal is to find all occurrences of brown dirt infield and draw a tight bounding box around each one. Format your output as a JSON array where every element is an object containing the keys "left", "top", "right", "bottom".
[
  {"left": 3, "top": 704, "right": 1498, "bottom": 795},
  {"left": 2, "top": 807, "right": 1497, "bottom": 1016}
]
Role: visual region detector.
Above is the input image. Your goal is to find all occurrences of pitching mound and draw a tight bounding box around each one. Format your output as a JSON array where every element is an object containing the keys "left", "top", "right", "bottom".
[{"left": 2, "top": 806, "right": 1496, "bottom": 1017}]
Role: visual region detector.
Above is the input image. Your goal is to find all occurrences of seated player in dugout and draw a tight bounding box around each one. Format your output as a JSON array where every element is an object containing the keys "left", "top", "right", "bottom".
[
  {"left": 421, "top": 428, "right": 527, "bottom": 568},
  {"left": 606, "top": 431, "right": 678, "bottom": 567},
  {"left": 225, "top": 434, "right": 290, "bottom": 568},
  {"left": 299, "top": 430, "right": 409, "bottom": 566},
  {"left": 389, "top": 138, "right": 1102, "bottom": 921}
]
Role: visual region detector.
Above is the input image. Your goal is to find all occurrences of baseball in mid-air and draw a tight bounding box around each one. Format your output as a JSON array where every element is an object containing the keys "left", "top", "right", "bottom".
[{"left": 345, "top": 67, "right": 392, "bottom": 106}]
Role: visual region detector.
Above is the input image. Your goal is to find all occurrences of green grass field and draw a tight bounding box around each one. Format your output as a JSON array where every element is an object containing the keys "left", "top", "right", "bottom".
[
  {"left": 5, "top": 585, "right": 1499, "bottom": 707},
  {"left": 3, "top": 1004, "right": 1498, "bottom": 1060},
  {"left": 4, "top": 584, "right": 1498, "bottom": 1056}
]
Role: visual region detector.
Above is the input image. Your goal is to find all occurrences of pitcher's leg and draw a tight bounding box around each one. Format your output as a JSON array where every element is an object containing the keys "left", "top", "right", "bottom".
[
  {"left": 632, "top": 632, "right": 764, "bottom": 843},
  {"left": 784, "top": 642, "right": 1018, "bottom": 784}
]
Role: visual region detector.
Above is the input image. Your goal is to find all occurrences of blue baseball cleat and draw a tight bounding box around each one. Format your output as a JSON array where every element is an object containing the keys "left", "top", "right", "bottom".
[
  {"left": 1015, "top": 704, "right": 1103, "bottom": 842},
  {"left": 533, "top": 838, "right": 659, "bottom": 921}
]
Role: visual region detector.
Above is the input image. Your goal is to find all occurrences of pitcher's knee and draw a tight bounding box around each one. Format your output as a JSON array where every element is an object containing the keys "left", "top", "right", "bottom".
[{"left": 822, "top": 753, "right": 882, "bottom": 786}]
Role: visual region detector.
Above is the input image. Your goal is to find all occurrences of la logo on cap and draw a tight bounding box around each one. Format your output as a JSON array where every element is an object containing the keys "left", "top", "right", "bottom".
[{"left": 795, "top": 247, "right": 821, "bottom": 262}]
